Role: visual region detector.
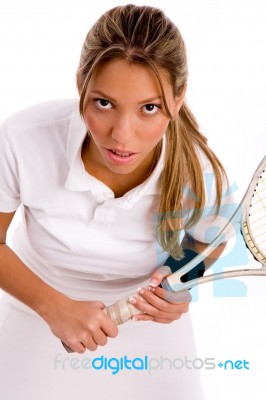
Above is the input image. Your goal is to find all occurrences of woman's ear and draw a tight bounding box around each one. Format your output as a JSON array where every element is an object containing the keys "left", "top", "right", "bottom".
[{"left": 172, "top": 84, "right": 187, "bottom": 118}]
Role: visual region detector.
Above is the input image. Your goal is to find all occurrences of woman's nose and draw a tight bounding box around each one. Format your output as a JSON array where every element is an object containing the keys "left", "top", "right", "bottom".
[{"left": 111, "top": 113, "right": 135, "bottom": 144}]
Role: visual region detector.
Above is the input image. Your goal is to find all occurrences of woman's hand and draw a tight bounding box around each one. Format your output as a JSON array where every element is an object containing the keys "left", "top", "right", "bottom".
[
  {"left": 129, "top": 266, "right": 192, "bottom": 324},
  {"left": 40, "top": 295, "right": 118, "bottom": 353}
]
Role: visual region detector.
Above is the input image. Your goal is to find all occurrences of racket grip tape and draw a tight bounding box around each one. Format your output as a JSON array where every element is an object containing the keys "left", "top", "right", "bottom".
[{"left": 104, "top": 294, "right": 143, "bottom": 324}]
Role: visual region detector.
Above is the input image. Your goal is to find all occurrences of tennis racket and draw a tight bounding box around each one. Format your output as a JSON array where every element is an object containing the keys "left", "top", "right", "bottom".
[
  {"left": 62, "top": 155, "right": 266, "bottom": 352},
  {"left": 105, "top": 155, "right": 266, "bottom": 316}
]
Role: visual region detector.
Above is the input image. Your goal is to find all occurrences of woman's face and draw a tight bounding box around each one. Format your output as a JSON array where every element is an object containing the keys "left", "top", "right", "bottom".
[{"left": 81, "top": 59, "right": 185, "bottom": 177}]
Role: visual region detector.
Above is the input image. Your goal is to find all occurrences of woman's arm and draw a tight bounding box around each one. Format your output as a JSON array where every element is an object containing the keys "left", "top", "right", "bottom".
[
  {"left": 0, "top": 212, "right": 67, "bottom": 313},
  {"left": 181, "top": 233, "right": 227, "bottom": 270},
  {"left": 0, "top": 211, "right": 118, "bottom": 353}
]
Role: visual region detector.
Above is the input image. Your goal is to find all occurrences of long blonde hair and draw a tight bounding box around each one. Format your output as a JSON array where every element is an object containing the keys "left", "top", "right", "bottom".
[{"left": 77, "top": 4, "right": 227, "bottom": 258}]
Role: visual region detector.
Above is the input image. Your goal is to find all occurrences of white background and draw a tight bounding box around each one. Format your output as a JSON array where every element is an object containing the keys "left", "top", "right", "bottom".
[{"left": 0, "top": 0, "right": 265, "bottom": 399}]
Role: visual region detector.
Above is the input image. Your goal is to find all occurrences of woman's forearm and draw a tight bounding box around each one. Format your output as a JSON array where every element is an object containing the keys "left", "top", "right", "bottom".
[
  {"left": 0, "top": 243, "right": 118, "bottom": 353},
  {"left": 181, "top": 234, "right": 227, "bottom": 270},
  {"left": 0, "top": 243, "right": 66, "bottom": 318}
]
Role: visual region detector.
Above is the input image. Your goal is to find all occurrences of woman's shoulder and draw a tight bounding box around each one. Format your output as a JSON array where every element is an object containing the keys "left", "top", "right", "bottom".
[{"left": 2, "top": 98, "right": 79, "bottom": 131}]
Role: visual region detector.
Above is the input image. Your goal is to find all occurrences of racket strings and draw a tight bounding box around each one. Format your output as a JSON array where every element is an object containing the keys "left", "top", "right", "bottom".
[{"left": 247, "top": 169, "right": 266, "bottom": 260}]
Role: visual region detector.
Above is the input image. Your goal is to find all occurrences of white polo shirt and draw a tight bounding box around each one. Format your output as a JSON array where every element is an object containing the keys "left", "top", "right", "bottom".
[{"left": 0, "top": 99, "right": 236, "bottom": 302}]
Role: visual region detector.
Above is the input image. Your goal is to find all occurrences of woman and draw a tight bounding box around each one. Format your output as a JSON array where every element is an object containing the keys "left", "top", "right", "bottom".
[{"left": 0, "top": 4, "right": 233, "bottom": 399}]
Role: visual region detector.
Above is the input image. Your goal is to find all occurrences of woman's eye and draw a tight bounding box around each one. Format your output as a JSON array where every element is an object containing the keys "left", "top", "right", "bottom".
[
  {"left": 95, "top": 99, "right": 112, "bottom": 109},
  {"left": 142, "top": 104, "right": 161, "bottom": 115}
]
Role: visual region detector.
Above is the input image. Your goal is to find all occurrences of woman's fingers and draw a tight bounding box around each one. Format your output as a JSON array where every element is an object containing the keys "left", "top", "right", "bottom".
[
  {"left": 148, "top": 265, "right": 172, "bottom": 288},
  {"left": 129, "top": 287, "right": 190, "bottom": 323},
  {"left": 52, "top": 299, "right": 119, "bottom": 353}
]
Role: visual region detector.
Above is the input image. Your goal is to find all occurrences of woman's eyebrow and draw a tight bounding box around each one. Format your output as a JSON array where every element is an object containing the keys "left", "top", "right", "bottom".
[
  {"left": 89, "top": 90, "right": 162, "bottom": 104},
  {"left": 89, "top": 90, "right": 116, "bottom": 103}
]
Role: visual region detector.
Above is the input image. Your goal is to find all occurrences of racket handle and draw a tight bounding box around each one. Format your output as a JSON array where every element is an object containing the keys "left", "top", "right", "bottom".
[
  {"left": 104, "top": 293, "right": 143, "bottom": 324},
  {"left": 61, "top": 293, "right": 143, "bottom": 353}
]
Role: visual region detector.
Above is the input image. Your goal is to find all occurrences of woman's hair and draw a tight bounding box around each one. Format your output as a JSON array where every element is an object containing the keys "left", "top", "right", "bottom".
[{"left": 77, "top": 4, "right": 227, "bottom": 259}]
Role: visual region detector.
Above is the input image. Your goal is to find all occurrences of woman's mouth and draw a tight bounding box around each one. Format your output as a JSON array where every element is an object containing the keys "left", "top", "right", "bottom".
[{"left": 106, "top": 148, "right": 138, "bottom": 164}]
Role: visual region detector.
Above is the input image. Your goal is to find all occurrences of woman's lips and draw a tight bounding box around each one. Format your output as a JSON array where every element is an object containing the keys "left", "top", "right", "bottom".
[{"left": 105, "top": 148, "right": 138, "bottom": 164}]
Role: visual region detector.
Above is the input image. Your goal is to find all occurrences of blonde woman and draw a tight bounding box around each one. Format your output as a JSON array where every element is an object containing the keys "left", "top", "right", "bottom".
[{"left": 0, "top": 5, "right": 233, "bottom": 400}]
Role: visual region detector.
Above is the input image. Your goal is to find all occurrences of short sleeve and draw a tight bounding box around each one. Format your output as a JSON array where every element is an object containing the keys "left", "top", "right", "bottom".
[
  {"left": 0, "top": 120, "right": 21, "bottom": 212},
  {"left": 184, "top": 155, "right": 238, "bottom": 244}
]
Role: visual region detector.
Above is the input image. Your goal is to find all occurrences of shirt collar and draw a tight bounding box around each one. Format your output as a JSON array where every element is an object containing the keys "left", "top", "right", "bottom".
[
  {"left": 64, "top": 106, "right": 166, "bottom": 205},
  {"left": 120, "top": 136, "right": 165, "bottom": 205},
  {"left": 64, "top": 108, "right": 90, "bottom": 191}
]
